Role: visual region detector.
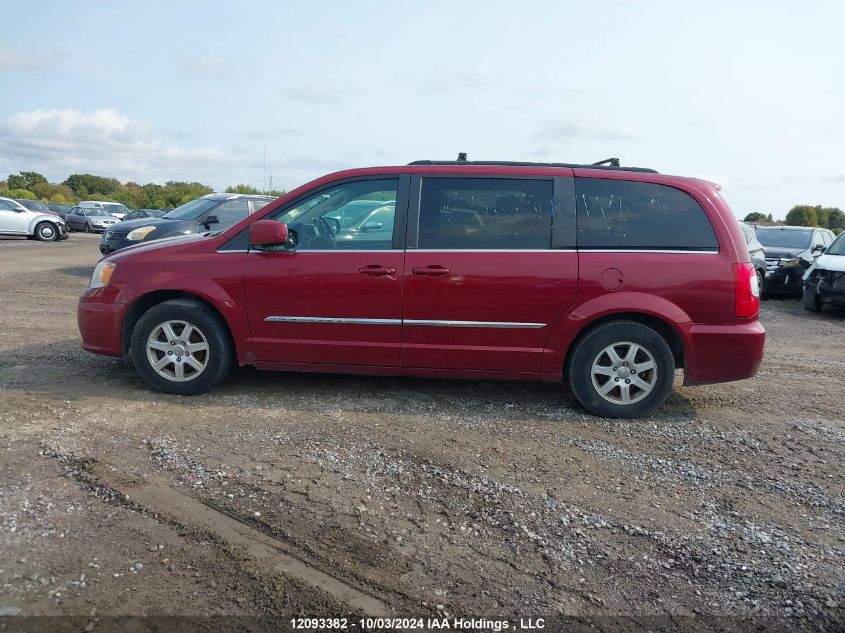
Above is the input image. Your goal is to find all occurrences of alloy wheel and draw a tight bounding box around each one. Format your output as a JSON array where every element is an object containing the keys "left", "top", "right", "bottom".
[
  {"left": 590, "top": 341, "right": 658, "bottom": 405},
  {"left": 145, "top": 320, "right": 210, "bottom": 382}
]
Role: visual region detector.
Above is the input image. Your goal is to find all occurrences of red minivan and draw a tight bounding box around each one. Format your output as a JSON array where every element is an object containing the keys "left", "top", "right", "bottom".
[{"left": 78, "top": 160, "right": 764, "bottom": 417}]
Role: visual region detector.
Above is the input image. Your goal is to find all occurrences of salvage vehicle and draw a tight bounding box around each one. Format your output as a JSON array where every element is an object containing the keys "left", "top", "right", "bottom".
[
  {"left": 803, "top": 230, "right": 845, "bottom": 312},
  {"left": 78, "top": 158, "right": 764, "bottom": 418},
  {"left": 756, "top": 226, "right": 836, "bottom": 297},
  {"left": 0, "top": 196, "right": 68, "bottom": 241},
  {"left": 99, "top": 193, "right": 274, "bottom": 254},
  {"left": 740, "top": 222, "right": 767, "bottom": 293}
]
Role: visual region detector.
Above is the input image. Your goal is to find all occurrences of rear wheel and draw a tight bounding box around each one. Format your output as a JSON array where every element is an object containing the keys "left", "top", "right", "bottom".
[
  {"left": 568, "top": 321, "right": 675, "bottom": 418},
  {"left": 803, "top": 286, "right": 823, "bottom": 312},
  {"left": 756, "top": 269, "right": 765, "bottom": 298},
  {"left": 130, "top": 300, "right": 233, "bottom": 395},
  {"left": 34, "top": 221, "right": 58, "bottom": 242}
]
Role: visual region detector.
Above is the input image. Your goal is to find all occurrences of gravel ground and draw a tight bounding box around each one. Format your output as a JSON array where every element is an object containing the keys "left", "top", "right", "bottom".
[{"left": 0, "top": 234, "right": 843, "bottom": 632}]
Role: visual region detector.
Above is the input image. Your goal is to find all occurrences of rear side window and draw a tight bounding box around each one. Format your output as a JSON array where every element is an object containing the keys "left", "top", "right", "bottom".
[
  {"left": 418, "top": 178, "right": 553, "bottom": 249},
  {"left": 576, "top": 178, "right": 718, "bottom": 251}
]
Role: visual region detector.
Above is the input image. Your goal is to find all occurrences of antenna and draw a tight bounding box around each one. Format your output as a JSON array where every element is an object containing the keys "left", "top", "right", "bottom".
[{"left": 263, "top": 144, "right": 267, "bottom": 191}]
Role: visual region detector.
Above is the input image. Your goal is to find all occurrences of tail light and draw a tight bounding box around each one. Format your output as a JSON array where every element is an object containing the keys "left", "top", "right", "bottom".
[{"left": 733, "top": 262, "right": 759, "bottom": 318}]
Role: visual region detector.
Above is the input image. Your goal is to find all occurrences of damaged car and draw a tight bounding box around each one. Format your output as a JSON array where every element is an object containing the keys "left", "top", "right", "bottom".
[
  {"left": 756, "top": 226, "right": 836, "bottom": 297},
  {"left": 803, "top": 231, "right": 845, "bottom": 312}
]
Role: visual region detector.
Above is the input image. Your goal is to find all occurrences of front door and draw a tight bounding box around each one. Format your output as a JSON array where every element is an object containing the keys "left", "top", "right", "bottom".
[
  {"left": 0, "top": 199, "right": 30, "bottom": 234},
  {"left": 402, "top": 175, "right": 578, "bottom": 372},
  {"left": 245, "top": 176, "right": 409, "bottom": 366}
]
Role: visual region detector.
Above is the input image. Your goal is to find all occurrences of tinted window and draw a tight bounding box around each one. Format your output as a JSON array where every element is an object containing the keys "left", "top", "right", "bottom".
[
  {"left": 271, "top": 178, "right": 398, "bottom": 250},
  {"left": 826, "top": 232, "right": 845, "bottom": 256},
  {"left": 418, "top": 178, "right": 553, "bottom": 250},
  {"left": 251, "top": 199, "right": 271, "bottom": 213},
  {"left": 576, "top": 178, "right": 718, "bottom": 251},
  {"left": 211, "top": 200, "right": 250, "bottom": 228},
  {"left": 0, "top": 199, "right": 19, "bottom": 211},
  {"left": 164, "top": 198, "right": 221, "bottom": 220}
]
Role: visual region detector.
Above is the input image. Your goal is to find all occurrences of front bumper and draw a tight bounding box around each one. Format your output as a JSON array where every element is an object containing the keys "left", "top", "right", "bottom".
[
  {"left": 77, "top": 290, "right": 126, "bottom": 357},
  {"left": 806, "top": 270, "right": 845, "bottom": 306},
  {"left": 764, "top": 264, "right": 805, "bottom": 296},
  {"left": 99, "top": 235, "right": 132, "bottom": 254},
  {"left": 680, "top": 319, "right": 765, "bottom": 386}
]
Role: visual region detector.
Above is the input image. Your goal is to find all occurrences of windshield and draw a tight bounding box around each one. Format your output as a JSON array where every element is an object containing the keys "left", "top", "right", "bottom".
[
  {"left": 163, "top": 198, "right": 220, "bottom": 220},
  {"left": 756, "top": 229, "right": 812, "bottom": 249},
  {"left": 826, "top": 232, "right": 845, "bottom": 256},
  {"left": 84, "top": 208, "right": 113, "bottom": 217},
  {"left": 19, "top": 200, "right": 49, "bottom": 211},
  {"left": 103, "top": 203, "right": 129, "bottom": 213}
]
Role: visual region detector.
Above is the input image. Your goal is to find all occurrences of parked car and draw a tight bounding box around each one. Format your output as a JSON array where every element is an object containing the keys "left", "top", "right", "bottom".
[
  {"left": 803, "top": 230, "right": 845, "bottom": 311},
  {"left": 0, "top": 196, "right": 68, "bottom": 241},
  {"left": 80, "top": 200, "right": 130, "bottom": 220},
  {"left": 98, "top": 193, "right": 274, "bottom": 254},
  {"left": 78, "top": 159, "right": 764, "bottom": 417},
  {"left": 47, "top": 203, "right": 72, "bottom": 219},
  {"left": 65, "top": 206, "right": 120, "bottom": 233},
  {"left": 121, "top": 209, "right": 167, "bottom": 222},
  {"left": 756, "top": 226, "right": 836, "bottom": 297},
  {"left": 14, "top": 199, "right": 59, "bottom": 216},
  {"left": 739, "top": 222, "right": 767, "bottom": 292}
]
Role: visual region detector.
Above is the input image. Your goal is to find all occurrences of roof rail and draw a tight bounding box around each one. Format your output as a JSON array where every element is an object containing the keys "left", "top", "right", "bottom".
[{"left": 408, "top": 155, "right": 657, "bottom": 173}]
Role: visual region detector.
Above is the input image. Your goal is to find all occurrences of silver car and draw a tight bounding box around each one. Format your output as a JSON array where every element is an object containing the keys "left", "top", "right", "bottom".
[
  {"left": 0, "top": 196, "right": 68, "bottom": 241},
  {"left": 64, "top": 206, "right": 120, "bottom": 233}
]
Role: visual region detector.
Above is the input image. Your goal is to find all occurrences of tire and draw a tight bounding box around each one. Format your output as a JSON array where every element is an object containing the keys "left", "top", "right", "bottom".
[
  {"left": 568, "top": 321, "right": 675, "bottom": 418},
  {"left": 34, "top": 221, "right": 59, "bottom": 242},
  {"left": 83, "top": 223, "right": 92, "bottom": 233},
  {"left": 803, "top": 286, "right": 823, "bottom": 312},
  {"left": 130, "top": 299, "right": 233, "bottom": 395},
  {"left": 756, "top": 270, "right": 765, "bottom": 298}
]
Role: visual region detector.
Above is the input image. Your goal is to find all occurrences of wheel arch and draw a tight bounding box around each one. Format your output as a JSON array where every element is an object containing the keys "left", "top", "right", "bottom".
[
  {"left": 562, "top": 311, "right": 685, "bottom": 379},
  {"left": 121, "top": 290, "right": 240, "bottom": 359}
]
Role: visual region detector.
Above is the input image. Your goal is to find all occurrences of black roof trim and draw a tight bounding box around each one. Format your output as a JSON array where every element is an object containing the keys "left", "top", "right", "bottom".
[{"left": 408, "top": 160, "right": 658, "bottom": 173}]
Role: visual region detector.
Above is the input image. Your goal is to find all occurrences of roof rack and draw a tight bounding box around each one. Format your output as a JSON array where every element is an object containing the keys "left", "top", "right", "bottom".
[{"left": 409, "top": 153, "right": 657, "bottom": 173}]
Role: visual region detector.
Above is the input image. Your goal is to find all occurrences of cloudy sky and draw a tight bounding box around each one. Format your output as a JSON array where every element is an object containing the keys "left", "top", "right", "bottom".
[{"left": 1, "top": 1, "right": 843, "bottom": 218}]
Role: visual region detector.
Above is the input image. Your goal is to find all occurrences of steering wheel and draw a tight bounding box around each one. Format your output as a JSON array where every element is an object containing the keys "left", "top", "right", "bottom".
[{"left": 314, "top": 216, "right": 339, "bottom": 248}]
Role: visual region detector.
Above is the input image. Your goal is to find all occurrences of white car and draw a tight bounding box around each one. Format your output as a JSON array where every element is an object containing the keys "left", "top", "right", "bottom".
[
  {"left": 80, "top": 200, "right": 129, "bottom": 220},
  {"left": 0, "top": 196, "right": 68, "bottom": 241},
  {"left": 803, "top": 230, "right": 845, "bottom": 312}
]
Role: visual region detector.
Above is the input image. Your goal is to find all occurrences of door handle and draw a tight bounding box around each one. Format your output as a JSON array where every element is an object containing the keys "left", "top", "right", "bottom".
[
  {"left": 357, "top": 265, "right": 396, "bottom": 276},
  {"left": 412, "top": 265, "right": 450, "bottom": 276}
]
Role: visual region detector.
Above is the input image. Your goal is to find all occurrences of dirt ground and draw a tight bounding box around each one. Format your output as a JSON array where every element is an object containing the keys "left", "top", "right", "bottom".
[{"left": 0, "top": 234, "right": 843, "bottom": 632}]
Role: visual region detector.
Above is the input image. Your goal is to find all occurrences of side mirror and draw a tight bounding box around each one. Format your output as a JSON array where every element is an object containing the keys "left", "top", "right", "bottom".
[
  {"left": 203, "top": 214, "right": 220, "bottom": 229},
  {"left": 813, "top": 245, "right": 826, "bottom": 254},
  {"left": 361, "top": 221, "right": 383, "bottom": 233},
  {"left": 249, "top": 220, "right": 290, "bottom": 249}
]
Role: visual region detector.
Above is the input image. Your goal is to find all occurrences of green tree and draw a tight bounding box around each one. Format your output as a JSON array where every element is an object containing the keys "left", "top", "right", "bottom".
[
  {"left": 6, "top": 174, "right": 27, "bottom": 190},
  {"left": 743, "top": 212, "right": 772, "bottom": 223},
  {"left": 225, "top": 183, "right": 262, "bottom": 194},
  {"left": 785, "top": 205, "right": 819, "bottom": 227},
  {"left": 63, "top": 173, "right": 121, "bottom": 197},
  {"left": 826, "top": 208, "right": 845, "bottom": 232}
]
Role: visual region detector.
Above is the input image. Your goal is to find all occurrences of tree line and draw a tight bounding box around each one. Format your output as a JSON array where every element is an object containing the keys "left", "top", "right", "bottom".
[
  {"left": 0, "top": 171, "right": 285, "bottom": 210},
  {"left": 744, "top": 206, "right": 844, "bottom": 234}
]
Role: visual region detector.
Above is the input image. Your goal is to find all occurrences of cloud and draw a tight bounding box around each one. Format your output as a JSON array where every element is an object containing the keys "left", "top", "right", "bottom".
[
  {"left": 0, "top": 108, "right": 237, "bottom": 184},
  {"left": 536, "top": 116, "right": 641, "bottom": 143},
  {"left": 0, "top": 45, "right": 68, "bottom": 73},
  {"left": 287, "top": 81, "right": 347, "bottom": 104},
  {"left": 419, "top": 64, "right": 497, "bottom": 94}
]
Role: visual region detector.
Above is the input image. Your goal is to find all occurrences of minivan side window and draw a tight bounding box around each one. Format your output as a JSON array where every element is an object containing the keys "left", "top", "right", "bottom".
[
  {"left": 575, "top": 178, "right": 719, "bottom": 251},
  {"left": 418, "top": 178, "right": 553, "bottom": 249}
]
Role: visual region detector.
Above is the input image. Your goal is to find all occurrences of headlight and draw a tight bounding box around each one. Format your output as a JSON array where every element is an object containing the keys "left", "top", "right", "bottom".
[
  {"left": 126, "top": 226, "right": 156, "bottom": 241},
  {"left": 778, "top": 257, "right": 801, "bottom": 267},
  {"left": 90, "top": 261, "right": 116, "bottom": 288}
]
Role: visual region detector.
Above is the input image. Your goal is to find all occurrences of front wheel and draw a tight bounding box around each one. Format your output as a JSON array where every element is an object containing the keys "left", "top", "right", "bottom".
[
  {"left": 803, "top": 286, "right": 823, "bottom": 312},
  {"left": 130, "top": 300, "right": 233, "bottom": 395},
  {"left": 34, "top": 221, "right": 59, "bottom": 242},
  {"left": 83, "top": 223, "right": 92, "bottom": 233},
  {"left": 568, "top": 321, "right": 675, "bottom": 418}
]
